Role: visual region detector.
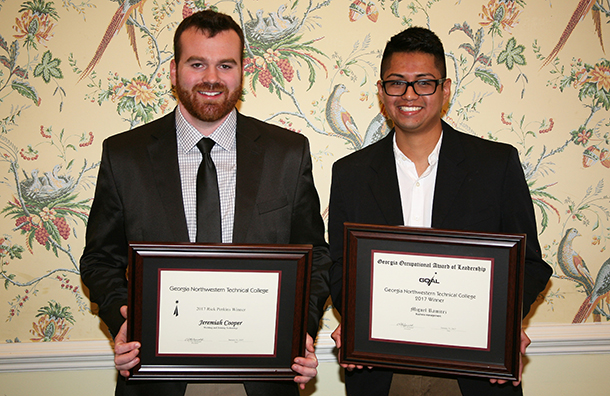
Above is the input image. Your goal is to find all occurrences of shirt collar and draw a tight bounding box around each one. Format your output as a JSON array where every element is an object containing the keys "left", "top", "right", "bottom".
[
  {"left": 392, "top": 130, "right": 443, "bottom": 168},
  {"left": 175, "top": 106, "right": 237, "bottom": 153}
]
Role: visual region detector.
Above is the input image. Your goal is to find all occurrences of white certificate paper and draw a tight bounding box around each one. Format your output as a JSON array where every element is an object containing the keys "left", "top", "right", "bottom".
[
  {"left": 371, "top": 251, "right": 493, "bottom": 349},
  {"left": 157, "top": 269, "right": 280, "bottom": 355}
]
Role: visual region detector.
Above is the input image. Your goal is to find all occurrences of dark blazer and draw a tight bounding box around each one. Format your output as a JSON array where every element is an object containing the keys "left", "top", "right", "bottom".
[
  {"left": 328, "top": 121, "right": 552, "bottom": 396},
  {"left": 80, "top": 110, "right": 331, "bottom": 396}
]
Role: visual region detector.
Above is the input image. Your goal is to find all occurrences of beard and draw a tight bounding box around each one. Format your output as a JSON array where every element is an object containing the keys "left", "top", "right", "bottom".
[{"left": 175, "top": 80, "right": 241, "bottom": 123}]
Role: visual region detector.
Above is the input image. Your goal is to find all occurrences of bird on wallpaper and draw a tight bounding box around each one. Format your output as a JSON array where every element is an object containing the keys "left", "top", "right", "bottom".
[
  {"left": 558, "top": 228, "right": 595, "bottom": 294},
  {"left": 573, "top": 256, "right": 610, "bottom": 323},
  {"left": 362, "top": 112, "right": 392, "bottom": 148},
  {"left": 326, "top": 84, "right": 363, "bottom": 150},
  {"left": 245, "top": 5, "right": 300, "bottom": 44},
  {"left": 269, "top": 4, "right": 293, "bottom": 31},
  {"left": 78, "top": 0, "right": 147, "bottom": 82},
  {"left": 20, "top": 169, "right": 43, "bottom": 201},
  {"left": 245, "top": 9, "right": 267, "bottom": 39},
  {"left": 541, "top": 0, "right": 605, "bottom": 68},
  {"left": 44, "top": 164, "right": 73, "bottom": 191}
]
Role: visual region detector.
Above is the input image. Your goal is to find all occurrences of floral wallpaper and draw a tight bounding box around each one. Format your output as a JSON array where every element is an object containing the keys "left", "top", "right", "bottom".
[{"left": 1, "top": 0, "right": 609, "bottom": 345}]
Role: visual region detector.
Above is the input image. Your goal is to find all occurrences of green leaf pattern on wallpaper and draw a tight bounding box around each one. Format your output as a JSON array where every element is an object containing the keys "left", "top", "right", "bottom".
[{"left": 1, "top": 0, "right": 610, "bottom": 342}]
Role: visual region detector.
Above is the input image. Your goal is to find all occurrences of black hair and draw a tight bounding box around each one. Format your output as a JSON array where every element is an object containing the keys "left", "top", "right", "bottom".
[{"left": 380, "top": 27, "right": 446, "bottom": 79}]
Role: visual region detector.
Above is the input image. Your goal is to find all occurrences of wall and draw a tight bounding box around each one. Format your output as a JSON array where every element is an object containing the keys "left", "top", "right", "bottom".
[
  {"left": 1, "top": 0, "right": 609, "bottom": 394},
  {"left": 2, "top": 345, "right": 610, "bottom": 395}
]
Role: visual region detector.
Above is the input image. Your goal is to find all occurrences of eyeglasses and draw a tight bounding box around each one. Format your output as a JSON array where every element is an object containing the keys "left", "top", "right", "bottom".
[{"left": 380, "top": 78, "right": 446, "bottom": 96}]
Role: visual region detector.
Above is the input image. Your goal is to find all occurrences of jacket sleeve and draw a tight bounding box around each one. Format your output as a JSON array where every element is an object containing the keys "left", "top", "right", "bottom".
[
  {"left": 328, "top": 160, "right": 348, "bottom": 313},
  {"left": 80, "top": 138, "right": 129, "bottom": 337},
  {"left": 501, "top": 147, "right": 552, "bottom": 317},
  {"left": 289, "top": 138, "right": 332, "bottom": 337}
]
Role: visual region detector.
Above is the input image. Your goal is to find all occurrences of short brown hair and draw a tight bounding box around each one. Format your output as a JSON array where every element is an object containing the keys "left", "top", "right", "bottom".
[{"left": 174, "top": 10, "right": 245, "bottom": 64}]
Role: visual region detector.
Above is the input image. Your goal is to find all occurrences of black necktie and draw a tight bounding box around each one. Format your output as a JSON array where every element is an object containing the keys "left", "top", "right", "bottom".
[{"left": 196, "top": 138, "right": 221, "bottom": 243}]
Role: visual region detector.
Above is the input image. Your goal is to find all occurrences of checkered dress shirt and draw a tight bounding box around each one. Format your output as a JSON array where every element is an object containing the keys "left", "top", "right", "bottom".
[{"left": 175, "top": 107, "right": 237, "bottom": 243}]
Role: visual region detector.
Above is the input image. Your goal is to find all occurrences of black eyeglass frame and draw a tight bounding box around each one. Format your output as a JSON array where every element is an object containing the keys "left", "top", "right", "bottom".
[{"left": 380, "top": 78, "right": 447, "bottom": 97}]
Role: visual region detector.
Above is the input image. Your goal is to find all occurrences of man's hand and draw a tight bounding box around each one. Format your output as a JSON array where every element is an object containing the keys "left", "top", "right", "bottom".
[
  {"left": 292, "top": 334, "right": 319, "bottom": 390},
  {"left": 331, "top": 325, "right": 368, "bottom": 371},
  {"left": 114, "top": 305, "right": 141, "bottom": 377},
  {"left": 489, "top": 328, "right": 530, "bottom": 386}
]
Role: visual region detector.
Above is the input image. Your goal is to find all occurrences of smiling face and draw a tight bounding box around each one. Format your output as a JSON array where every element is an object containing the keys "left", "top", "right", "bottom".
[
  {"left": 377, "top": 51, "right": 451, "bottom": 140},
  {"left": 170, "top": 27, "right": 243, "bottom": 133}
]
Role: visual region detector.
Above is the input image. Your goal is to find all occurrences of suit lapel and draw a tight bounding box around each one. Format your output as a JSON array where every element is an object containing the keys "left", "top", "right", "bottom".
[
  {"left": 147, "top": 112, "right": 189, "bottom": 241},
  {"left": 232, "top": 113, "right": 264, "bottom": 243},
  {"left": 431, "top": 122, "right": 468, "bottom": 228},
  {"left": 369, "top": 131, "right": 404, "bottom": 225}
]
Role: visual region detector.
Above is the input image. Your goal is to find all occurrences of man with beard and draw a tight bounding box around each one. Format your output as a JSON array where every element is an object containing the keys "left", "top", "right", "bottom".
[{"left": 80, "top": 10, "right": 331, "bottom": 396}]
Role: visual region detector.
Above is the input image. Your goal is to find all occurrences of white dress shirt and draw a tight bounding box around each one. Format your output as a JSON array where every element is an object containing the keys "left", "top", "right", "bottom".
[{"left": 393, "top": 132, "right": 442, "bottom": 227}]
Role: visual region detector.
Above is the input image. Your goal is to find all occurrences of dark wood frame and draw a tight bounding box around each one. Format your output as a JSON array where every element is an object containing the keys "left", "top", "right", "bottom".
[
  {"left": 127, "top": 242, "right": 311, "bottom": 381},
  {"left": 340, "top": 223, "right": 525, "bottom": 380}
]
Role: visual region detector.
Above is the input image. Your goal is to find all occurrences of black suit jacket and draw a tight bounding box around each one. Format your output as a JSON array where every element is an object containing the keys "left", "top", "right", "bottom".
[
  {"left": 328, "top": 121, "right": 552, "bottom": 396},
  {"left": 80, "top": 110, "right": 331, "bottom": 396}
]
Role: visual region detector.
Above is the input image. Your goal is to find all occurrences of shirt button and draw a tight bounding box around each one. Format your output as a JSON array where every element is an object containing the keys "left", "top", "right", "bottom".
[{"left": 415, "top": 182, "right": 420, "bottom": 187}]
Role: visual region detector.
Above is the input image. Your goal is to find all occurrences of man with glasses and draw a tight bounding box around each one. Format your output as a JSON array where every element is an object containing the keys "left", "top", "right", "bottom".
[{"left": 327, "top": 27, "right": 551, "bottom": 396}]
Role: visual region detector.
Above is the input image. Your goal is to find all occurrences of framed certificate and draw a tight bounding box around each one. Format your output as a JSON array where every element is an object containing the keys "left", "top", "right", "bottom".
[
  {"left": 340, "top": 223, "right": 525, "bottom": 381},
  {"left": 126, "top": 242, "right": 312, "bottom": 381}
]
